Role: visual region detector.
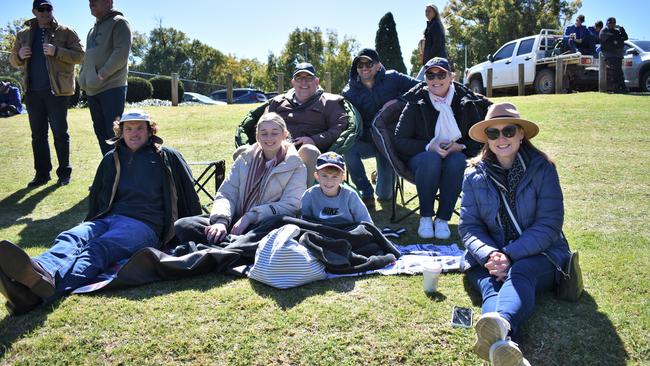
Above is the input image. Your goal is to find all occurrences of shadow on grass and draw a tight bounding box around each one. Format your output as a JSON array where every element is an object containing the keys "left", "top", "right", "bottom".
[
  {"left": 0, "top": 186, "right": 59, "bottom": 231},
  {"left": 249, "top": 276, "right": 360, "bottom": 310},
  {"left": 462, "top": 275, "right": 627, "bottom": 365},
  {"left": 15, "top": 197, "right": 88, "bottom": 249},
  {"left": 0, "top": 299, "right": 62, "bottom": 359}
]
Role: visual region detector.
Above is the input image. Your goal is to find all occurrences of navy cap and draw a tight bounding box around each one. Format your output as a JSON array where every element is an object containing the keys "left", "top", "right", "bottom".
[
  {"left": 293, "top": 62, "right": 317, "bottom": 78},
  {"left": 33, "top": 0, "right": 53, "bottom": 9},
  {"left": 424, "top": 57, "right": 452, "bottom": 73},
  {"left": 353, "top": 48, "right": 380, "bottom": 66},
  {"left": 316, "top": 152, "right": 345, "bottom": 172}
]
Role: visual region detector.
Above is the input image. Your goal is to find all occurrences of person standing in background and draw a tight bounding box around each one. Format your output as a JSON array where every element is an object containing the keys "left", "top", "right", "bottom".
[
  {"left": 421, "top": 4, "right": 448, "bottom": 65},
  {"left": 79, "top": 0, "right": 132, "bottom": 155},
  {"left": 599, "top": 17, "right": 628, "bottom": 93},
  {"left": 10, "top": 0, "right": 84, "bottom": 187}
]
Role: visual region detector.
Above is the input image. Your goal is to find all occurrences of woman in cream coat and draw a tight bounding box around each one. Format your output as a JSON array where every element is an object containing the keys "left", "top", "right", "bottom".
[{"left": 174, "top": 112, "right": 307, "bottom": 244}]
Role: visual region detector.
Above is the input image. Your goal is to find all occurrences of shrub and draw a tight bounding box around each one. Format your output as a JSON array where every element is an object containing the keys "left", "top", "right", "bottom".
[
  {"left": 126, "top": 77, "right": 153, "bottom": 103},
  {"left": 0, "top": 75, "right": 23, "bottom": 97},
  {"left": 150, "top": 75, "right": 184, "bottom": 102}
]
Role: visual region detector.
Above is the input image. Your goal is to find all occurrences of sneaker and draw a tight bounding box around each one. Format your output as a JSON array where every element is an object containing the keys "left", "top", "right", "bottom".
[
  {"left": 473, "top": 312, "right": 510, "bottom": 361},
  {"left": 489, "top": 340, "right": 530, "bottom": 366},
  {"left": 434, "top": 218, "right": 451, "bottom": 239},
  {"left": 417, "top": 217, "right": 434, "bottom": 239}
]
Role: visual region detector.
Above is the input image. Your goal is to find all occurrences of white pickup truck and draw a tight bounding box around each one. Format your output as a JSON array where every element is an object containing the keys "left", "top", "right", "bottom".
[{"left": 463, "top": 29, "right": 599, "bottom": 94}]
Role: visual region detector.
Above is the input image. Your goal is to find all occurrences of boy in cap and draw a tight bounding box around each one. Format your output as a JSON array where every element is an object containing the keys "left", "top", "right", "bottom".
[
  {"left": 301, "top": 152, "right": 373, "bottom": 224},
  {"left": 0, "top": 109, "right": 201, "bottom": 315}
]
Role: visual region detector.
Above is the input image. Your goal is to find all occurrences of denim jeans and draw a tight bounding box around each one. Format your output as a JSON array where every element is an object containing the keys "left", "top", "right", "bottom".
[
  {"left": 87, "top": 86, "right": 127, "bottom": 155},
  {"left": 344, "top": 140, "right": 394, "bottom": 200},
  {"left": 407, "top": 150, "right": 465, "bottom": 220},
  {"left": 466, "top": 254, "right": 556, "bottom": 342},
  {"left": 25, "top": 90, "right": 71, "bottom": 179},
  {"left": 34, "top": 214, "right": 159, "bottom": 295}
]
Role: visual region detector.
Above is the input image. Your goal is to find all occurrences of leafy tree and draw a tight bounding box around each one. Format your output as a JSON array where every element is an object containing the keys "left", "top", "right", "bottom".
[
  {"left": 129, "top": 31, "right": 149, "bottom": 66},
  {"left": 141, "top": 26, "right": 192, "bottom": 77},
  {"left": 409, "top": 47, "right": 423, "bottom": 76},
  {"left": 0, "top": 19, "right": 27, "bottom": 83},
  {"left": 443, "top": 0, "right": 582, "bottom": 73},
  {"left": 321, "top": 30, "right": 358, "bottom": 93},
  {"left": 278, "top": 28, "right": 325, "bottom": 83},
  {"left": 375, "top": 12, "right": 407, "bottom": 74}
]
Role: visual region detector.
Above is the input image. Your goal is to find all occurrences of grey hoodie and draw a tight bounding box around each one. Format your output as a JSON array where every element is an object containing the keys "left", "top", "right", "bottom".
[{"left": 79, "top": 10, "right": 131, "bottom": 96}]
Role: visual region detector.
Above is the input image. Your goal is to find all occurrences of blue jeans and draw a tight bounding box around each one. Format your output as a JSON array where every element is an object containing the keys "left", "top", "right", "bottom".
[
  {"left": 466, "top": 254, "right": 557, "bottom": 342},
  {"left": 87, "top": 86, "right": 127, "bottom": 155},
  {"left": 407, "top": 150, "right": 465, "bottom": 220},
  {"left": 34, "top": 214, "right": 159, "bottom": 295},
  {"left": 344, "top": 140, "right": 394, "bottom": 200},
  {"left": 25, "top": 90, "right": 71, "bottom": 179}
]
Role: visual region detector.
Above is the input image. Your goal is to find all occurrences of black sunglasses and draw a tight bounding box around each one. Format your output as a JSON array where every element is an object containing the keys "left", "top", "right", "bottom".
[
  {"left": 37, "top": 6, "right": 53, "bottom": 12},
  {"left": 425, "top": 71, "right": 448, "bottom": 81},
  {"left": 485, "top": 125, "right": 519, "bottom": 140},
  {"left": 357, "top": 61, "right": 375, "bottom": 69}
]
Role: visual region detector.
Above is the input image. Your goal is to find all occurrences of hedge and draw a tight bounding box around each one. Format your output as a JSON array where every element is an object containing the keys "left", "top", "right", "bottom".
[
  {"left": 126, "top": 77, "right": 153, "bottom": 103},
  {"left": 150, "top": 75, "right": 184, "bottom": 101}
]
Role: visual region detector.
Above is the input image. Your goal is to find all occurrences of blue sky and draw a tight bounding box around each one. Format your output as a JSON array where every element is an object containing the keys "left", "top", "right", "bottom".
[{"left": 2, "top": 0, "right": 646, "bottom": 72}]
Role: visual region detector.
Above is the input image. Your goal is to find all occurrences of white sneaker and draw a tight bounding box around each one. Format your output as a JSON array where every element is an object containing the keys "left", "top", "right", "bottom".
[
  {"left": 473, "top": 312, "right": 510, "bottom": 361},
  {"left": 417, "top": 217, "right": 434, "bottom": 239},
  {"left": 434, "top": 218, "right": 451, "bottom": 239},
  {"left": 489, "top": 339, "right": 530, "bottom": 366}
]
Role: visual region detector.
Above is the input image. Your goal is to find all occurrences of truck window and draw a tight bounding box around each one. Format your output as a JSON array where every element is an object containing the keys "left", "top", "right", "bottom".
[
  {"left": 517, "top": 39, "right": 535, "bottom": 55},
  {"left": 494, "top": 42, "right": 516, "bottom": 61}
]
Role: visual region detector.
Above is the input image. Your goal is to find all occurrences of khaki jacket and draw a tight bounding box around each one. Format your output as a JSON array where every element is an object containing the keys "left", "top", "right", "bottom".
[
  {"left": 210, "top": 144, "right": 307, "bottom": 227},
  {"left": 10, "top": 18, "right": 84, "bottom": 96}
]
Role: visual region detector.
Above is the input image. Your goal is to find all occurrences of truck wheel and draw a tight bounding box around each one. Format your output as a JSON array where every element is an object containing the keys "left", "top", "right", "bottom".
[
  {"left": 469, "top": 78, "right": 484, "bottom": 95},
  {"left": 641, "top": 71, "right": 650, "bottom": 93},
  {"left": 534, "top": 69, "right": 555, "bottom": 94}
]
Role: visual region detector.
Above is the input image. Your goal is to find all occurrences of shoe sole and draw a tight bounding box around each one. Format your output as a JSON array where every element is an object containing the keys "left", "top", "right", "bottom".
[
  {"left": 0, "top": 240, "right": 55, "bottom": 298},
  {"left": 490, "top": 341, "right": 523, "bottom": 366},
  {"left": 473, "top": 315, "right": 507, "bottom": 360}
]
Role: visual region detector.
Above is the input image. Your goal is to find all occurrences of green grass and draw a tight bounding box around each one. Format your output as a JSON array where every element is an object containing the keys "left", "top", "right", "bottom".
[{"left": 1, "top": 94, "right": 649, "bottom": 365}]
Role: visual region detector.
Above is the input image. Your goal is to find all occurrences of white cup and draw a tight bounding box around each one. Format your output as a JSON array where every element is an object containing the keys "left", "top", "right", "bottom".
[{"left": 422, "top": 262, "right": 442, "bottom": 294}]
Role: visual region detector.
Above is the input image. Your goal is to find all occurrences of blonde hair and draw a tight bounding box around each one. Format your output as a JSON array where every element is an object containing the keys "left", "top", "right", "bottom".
[{"left": 256, "top": 112, "right": 292, "bottom": 142}]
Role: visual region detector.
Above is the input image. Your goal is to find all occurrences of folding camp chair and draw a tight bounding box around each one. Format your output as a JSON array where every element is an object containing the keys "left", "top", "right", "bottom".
[{"left": 189, "top": 160, "right": 226, "bottom": 214}]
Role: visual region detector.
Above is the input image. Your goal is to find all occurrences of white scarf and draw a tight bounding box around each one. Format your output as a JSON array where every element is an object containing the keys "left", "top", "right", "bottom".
[{"left": 426, "top": 82, "right": 461, "bottom": 151}]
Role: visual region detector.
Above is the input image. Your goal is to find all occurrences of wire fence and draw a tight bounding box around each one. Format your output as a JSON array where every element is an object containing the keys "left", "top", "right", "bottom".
[{"left": 128, "top": 70, "right": 227, "bottom": 96}]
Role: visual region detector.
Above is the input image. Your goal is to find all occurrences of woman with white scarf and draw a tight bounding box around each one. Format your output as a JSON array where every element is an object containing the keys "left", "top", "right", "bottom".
[{"left": 395, "top": 57, "right": 490, "bottom": 239}]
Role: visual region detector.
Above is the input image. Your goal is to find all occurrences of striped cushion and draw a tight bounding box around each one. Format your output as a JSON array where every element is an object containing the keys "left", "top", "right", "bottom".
[{"left": 249, "top": 224, "right": 327, "bottom": 289}]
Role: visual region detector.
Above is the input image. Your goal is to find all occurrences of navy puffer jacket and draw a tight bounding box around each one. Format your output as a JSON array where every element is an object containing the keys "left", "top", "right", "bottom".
[
  {"left": 459, "top": 149, "right": 570, "bottom": 270},
  {"left": 342, "top": 66, "right": 418, "bottom": 141}
]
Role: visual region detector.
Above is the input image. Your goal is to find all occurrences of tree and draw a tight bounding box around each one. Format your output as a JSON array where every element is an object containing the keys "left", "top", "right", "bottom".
[
  {"left": 278, "top": 28, "right": 325, "bottom": 83},
  {"left": 443, "top": 0, "right": 582, "bottom": 73},
  {"left": 321, "top": 30, "right": 358, "bottom": 93},
  {"left": 129, "top": 31, "right": 149, "bottom": 66},
  {"left": 375, "top": 12, "right": 407, "bottom": 74},
  {"left": 0, "top": 19, "right": 27, "bottom": 82},
  {"left": 409, "top": 47, "right": 423, "bottom": 76},
  {"left": 141, "top": 26, "right": 192, "bottom": 77}
]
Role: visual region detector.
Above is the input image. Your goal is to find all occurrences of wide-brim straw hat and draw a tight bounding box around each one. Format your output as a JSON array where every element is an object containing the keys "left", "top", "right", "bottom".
[{"left": 469, "top": 102, "right": 539, "bottom": 143}]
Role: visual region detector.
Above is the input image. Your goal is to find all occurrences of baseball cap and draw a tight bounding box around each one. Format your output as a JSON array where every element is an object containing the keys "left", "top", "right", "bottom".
[
  {"left": 33, "top": 0, "right": 53, "bottom": 9},
  {"left": 293, "top": 62, "right": 317, "bottom": 78},
  {"left": 316, "top": 152, "right": 345, "bottom": 172},
  {"left": 353, "top": 48, "right": 380, "bottom": 66},
  {"left": 424, "top": 57, "right": 452, "bottom": 73}
]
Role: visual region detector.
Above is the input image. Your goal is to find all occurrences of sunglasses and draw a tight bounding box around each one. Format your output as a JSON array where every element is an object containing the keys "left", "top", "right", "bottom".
[
  {"left": 357, "top": 61, "right": 375, "bottom": 69},
  {"left": 425, "top": 71, "right": 448, "bottom": 81},
  {"left": 37, "top": 6, "right": 53, "bottom": 12},
  {"left": 485, "top": 125, "right": 519, "bottom": 140},
  {"left": 293, "top": 75, "right": 314, "bottom": 83}
]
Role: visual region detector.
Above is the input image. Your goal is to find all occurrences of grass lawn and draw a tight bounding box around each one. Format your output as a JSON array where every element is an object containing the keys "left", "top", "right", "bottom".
[{"left": 0, "top": 93, "right": 648, "bottom": 365}]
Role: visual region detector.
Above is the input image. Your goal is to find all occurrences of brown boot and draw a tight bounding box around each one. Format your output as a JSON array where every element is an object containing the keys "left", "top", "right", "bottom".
[
  {"left": 0, "top": 240, "right": 56, "bottom": 298},
  {"left": 0, "top": 268, "right": 42, "bottom": 315}
]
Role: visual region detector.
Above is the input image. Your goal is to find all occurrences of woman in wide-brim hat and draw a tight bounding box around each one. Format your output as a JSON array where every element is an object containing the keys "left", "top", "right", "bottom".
[{"left": 459, "top": 102, "right": 572, "bottom": 365}]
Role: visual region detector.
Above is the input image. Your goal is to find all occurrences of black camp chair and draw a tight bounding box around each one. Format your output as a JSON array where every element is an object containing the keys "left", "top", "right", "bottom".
[{"left": 189, "top": 160, "right": 226, "bottom": 214}]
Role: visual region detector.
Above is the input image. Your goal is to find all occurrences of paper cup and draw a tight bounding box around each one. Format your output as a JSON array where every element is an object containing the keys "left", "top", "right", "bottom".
[{"left": 422, "top": 262, "right": 442, "bottom": 294}]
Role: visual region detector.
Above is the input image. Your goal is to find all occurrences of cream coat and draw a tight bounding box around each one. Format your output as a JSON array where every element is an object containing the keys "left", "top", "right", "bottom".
[{"left": 210, "top": 143, "right": 307, "bottom": 226}]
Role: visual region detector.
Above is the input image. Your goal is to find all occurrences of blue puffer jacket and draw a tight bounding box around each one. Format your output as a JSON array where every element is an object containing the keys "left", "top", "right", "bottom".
[
  {"left": 459, "top": 149, "right": 570, "bottom": 270},
  {"left": 342, "top": 66, "right": 418, "bottom": 141}
]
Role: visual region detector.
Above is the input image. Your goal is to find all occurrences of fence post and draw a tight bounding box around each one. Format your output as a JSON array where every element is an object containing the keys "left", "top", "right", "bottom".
[
  {"left": 277, "top": 73, "right": 284, "bottom": 95},
  {"left": 518, "top": 63, "right": 525, "bottom": 96},
  {"left": 486, "top": 68, "right": 493, "bottom": 98},
  {"left": 226, "top": 73, "right": 233, "bottom": 104},
  {"left": 324, "top": 72, "right": 332, "bottom": 93},
  {"left": 555, "top": 58, "right": 564, "bottom": 94},
  {"left": 598, "top": 53, "right": 607, "bottom": 92},
  {"left": 171, "top": 73, "right": 179, "bottom": 106}
]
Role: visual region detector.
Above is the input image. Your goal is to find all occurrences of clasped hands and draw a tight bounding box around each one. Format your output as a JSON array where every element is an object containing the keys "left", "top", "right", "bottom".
[
  {"left": 204, "top": 215, "right": 251, "bottom": 243},
  {"left": 484, "top": 251, "right": 511, "bottom": 282}
]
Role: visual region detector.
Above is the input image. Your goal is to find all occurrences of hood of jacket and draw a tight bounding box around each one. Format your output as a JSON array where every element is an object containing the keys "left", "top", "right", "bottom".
[{"left": 96, "top": 9, "right": 125, "bottom": 24}]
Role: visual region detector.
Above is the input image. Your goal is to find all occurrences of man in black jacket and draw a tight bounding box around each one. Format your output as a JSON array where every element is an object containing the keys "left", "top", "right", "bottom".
[
  {"left": 599, "top": 17, "right": 628, "bottom": 93},
  {"left": 0, "top": 109, "right": 201, "bottom": 315}
]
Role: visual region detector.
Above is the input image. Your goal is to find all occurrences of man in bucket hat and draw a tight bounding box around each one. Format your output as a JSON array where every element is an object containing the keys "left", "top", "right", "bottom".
[{"left": 0, "top": 109, "right": 201, "bottom": 315}]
